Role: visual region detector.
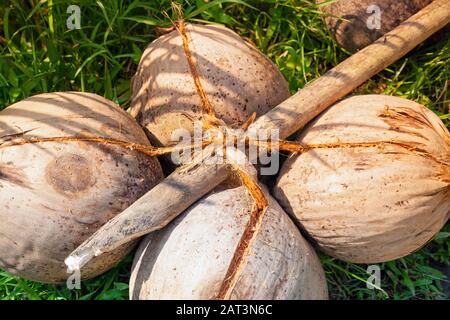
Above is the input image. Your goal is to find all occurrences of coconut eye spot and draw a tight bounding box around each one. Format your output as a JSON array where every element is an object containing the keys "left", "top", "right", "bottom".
[{"left": 45, "top": 153, "right": 96, "bottom": 196}]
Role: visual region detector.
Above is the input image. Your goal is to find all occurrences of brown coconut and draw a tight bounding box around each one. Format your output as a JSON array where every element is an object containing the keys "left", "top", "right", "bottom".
[
  {"left": 274, "top": 95, "right": 450, "bottom": 263},
  {"left": 317, "top": 0, "right": 433, "bottom": 52},
  {"left": 131, "top": 23, "right": 290, "bottom": 147},
  {"left": 0, "top": 92, "right": 164, "bottom": 283},
  {"left": 130, "top": 186, "right": 328, "bottom": 300}
]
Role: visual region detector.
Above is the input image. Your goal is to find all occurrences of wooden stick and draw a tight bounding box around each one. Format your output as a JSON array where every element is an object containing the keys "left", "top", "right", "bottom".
[{"left": 65, "top": 0, "right": 450, "bottom": 271}]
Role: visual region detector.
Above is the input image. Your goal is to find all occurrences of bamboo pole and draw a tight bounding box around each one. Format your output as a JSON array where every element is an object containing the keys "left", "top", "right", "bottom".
[{"left": 65, "top": 0, "right": 450, "bottom": 271}]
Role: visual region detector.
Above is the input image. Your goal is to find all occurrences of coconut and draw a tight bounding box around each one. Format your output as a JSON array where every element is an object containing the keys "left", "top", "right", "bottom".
[
  {"left": 130, "top": 186, "right": 328, "bottom": 300},
  {"left": 274, "top": 95, "right": 450, "bottom": 263},
  {"left": 131, "top": 23, "right": 290, "bottom": 147},
  {"left": 0, "top": 92, "right": 164, "bottom": 283},
  {"left": 317, "top": 0, "right": 433, "bottom": 52}
]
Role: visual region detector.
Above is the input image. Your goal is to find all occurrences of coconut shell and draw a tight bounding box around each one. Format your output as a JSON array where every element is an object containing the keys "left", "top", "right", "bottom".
[
  {"left": 131, "top": 23, "right": 290, "bottom": 147},
  {"left": 274, "top": 95, "right": 450, "bottom": 263},
  {"left": 130, "top": 186, "right": 328, "bottom": 300},
  {"left": 0, "top": 92, "right": 164, "bottom": 283},
  {"left": 317, "top": 0, "right": 433, "bottom": 52}
]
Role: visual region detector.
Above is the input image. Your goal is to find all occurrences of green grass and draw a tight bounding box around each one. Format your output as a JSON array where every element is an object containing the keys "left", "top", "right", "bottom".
[{"left": 0, "top": 0, "right": 449, "bottom": 300}]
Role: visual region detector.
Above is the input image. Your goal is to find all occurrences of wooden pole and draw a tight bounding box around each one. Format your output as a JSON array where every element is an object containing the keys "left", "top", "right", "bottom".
[{"left": 65, "top": 0, "right": 450, "bottom": 271}]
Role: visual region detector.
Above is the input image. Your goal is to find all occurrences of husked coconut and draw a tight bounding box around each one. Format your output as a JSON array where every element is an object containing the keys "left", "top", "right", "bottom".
[
  {"left": 131, "top": 23, "right": 290, "bottom": 147},
  {"left": 130, "top": 186, "right": 328, "bottom": 300},
  {"left": 317, "top": 0, "right": 433, "bottom": 52},
  {"left": 0, "top": 92, "right": 164, "bottom": 283},
  {"left": 274, "top": 95, "right": 450, "bottom": 263}
]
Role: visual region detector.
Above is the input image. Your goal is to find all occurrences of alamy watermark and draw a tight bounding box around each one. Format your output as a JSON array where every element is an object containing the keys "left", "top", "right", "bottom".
[
  {"left": 66, "top": 5, "right": 81, "bottom": 30},
  {"left": 366, "top": 265, "right": 381, "bottom": 290},
  {"left": 67, "top": 269, "right": 81, "bottom": 290},
  {"left": 366, "top": 4, "right": 382, "bottom": 30},
  {"left": 169, "top": 122, "right": 281, "bottom": 176}
]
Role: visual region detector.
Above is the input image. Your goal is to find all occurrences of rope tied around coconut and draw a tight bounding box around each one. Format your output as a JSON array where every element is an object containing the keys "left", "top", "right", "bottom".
[
  {"left": 0, "top": 135, "right": 212, "bottom": 157},
  {"left": 35, "top": 11, "right": 440, "bottom": 297},
  {"left": 161, "top": 19, "right": 269, "bottom": 299},
  {"left": 55, "top": 1, "right": 448, "bottom": 299}
]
